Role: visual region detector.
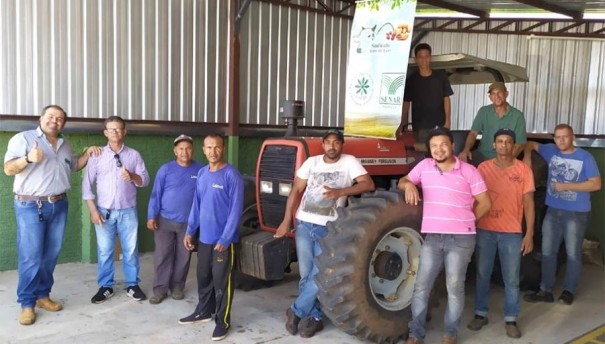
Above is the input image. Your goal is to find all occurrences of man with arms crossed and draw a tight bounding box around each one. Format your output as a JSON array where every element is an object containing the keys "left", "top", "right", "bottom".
[
  {"left": 274, "top": 129, "right": 375, "bottom": 338},
  {"left": 399, "top": 127, "right": 491, "bottom": 344}
]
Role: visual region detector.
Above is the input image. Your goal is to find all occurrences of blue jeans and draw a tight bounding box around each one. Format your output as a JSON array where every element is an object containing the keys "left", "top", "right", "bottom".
[
  {"left": 474, "top": 229, "right": 522, "bottom": 321},
  {"left": 291, "top": 220, "right": 327, "bottom": 320},
  {"left": 14, "top": 198, "right": 68, "bottom": 308},
  {"left": 94, "top": 207, "right": 141, "bottom": 287},
  {"left": 409, "top": 234, "right": 475, "bottom": 340},
  {"left": 540, "top": 207, "right": 589, "bottom": 294}
]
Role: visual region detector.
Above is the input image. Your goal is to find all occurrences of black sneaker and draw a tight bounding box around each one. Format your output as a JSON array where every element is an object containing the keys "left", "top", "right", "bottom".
[
  {"left": 298, "top": 317, "right": 324, "bottom": 338},
  {"left": 285, "top": 308, "right": 301, "bottom": 335},
  {"left": 91, "top": 287, "right": 114, "bottom": 304},
  {"left": 558, "top": 290, "right": 574, "bottom": 305},
  {"left": 178, "top": 312, "right": 212, "bottom": 325},
  {"left": 211, "top": 326, "right": 229, "bottom": 341},
  {"left": 126, "top": 285, "right": 147, "bottom": 301},
  {"left": 523, "top": 290, "right": 554, "bottom": 303},
  {"left": 467, "top": 315, "right": 488, "bottom": 331}
]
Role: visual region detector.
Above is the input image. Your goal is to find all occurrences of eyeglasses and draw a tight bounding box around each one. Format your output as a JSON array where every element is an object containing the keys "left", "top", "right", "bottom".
[
  {"left": 105, "top": 128, "right": 124, "bottom": 133},
  {"left": 114, "top": 154, "right": 123, "bottom": 168}
]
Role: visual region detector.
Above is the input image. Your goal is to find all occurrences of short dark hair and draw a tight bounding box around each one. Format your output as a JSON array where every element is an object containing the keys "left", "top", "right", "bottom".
[
  {"left": 204, "top": 133, "right": 225, "bottom": 146},
  {"left": 414, "top": 43, "right": 432, "bottom": 57},
  {"left": 425, "top": 126, "right": 454, "bottom": 148},
  {"left": 41, "top": 104, "right": 67, "bottom": 119},
  {"left": 104, "top": 116, "right": 126, "bottom": 129}
]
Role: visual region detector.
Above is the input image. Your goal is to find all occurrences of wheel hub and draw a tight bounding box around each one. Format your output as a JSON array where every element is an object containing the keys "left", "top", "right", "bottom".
[{"left": 373, "top": 251, "right": 403, "bottom": 281}]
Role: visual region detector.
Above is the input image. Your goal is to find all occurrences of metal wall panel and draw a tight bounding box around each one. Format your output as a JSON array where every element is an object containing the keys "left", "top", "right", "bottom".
[
  {"left": 239, "top": 1, "right": 351, "bottom": 127},
  {"left": 0, "top": 0, "right": 232, "bottom": 122},
  {"left": 421, "top": 20, "right": 605, "bottom": 135},
  {"left": 0, "top": 2, "right": 602, "bottom": 135}
]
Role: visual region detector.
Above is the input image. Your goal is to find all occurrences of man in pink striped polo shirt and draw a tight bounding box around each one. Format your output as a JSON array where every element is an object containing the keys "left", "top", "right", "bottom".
[{"left": 399, "top": 127, "right": 491, "bottom": 344}]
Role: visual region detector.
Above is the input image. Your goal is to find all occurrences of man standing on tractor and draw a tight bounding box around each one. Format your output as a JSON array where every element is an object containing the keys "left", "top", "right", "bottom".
[
  {"left": 398, "top": 127, "right": 491, "bottom": 344},
  {"left": 458, "top": 82, "right": 527, "bottom": 166},
  {"left": 274, "top": 129, "right": 375, "bottom": 338},
  {"left": 396, "top": 43, "right": 454, "bottom": 143},
  {"left": 467, "top": 128, "right": 535, "bottom": 339}
]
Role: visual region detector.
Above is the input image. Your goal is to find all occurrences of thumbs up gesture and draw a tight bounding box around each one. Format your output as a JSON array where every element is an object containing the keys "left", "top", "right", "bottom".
[
  {"left": 120, "top": 167, "right": 132, "bottom": 181},
  {"left": 27, "top": 141, "right": 44, "bottom": 163}
]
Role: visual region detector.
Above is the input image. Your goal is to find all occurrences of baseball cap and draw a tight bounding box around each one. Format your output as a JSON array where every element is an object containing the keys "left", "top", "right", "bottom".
[
  {"left": 174, "top": 134, "right": 193, "bottom": 146},
  {"left": 323, "top": 129, "right": 344, "bottom": 143},
  {"left": 488, "top": 82, "right": 507, "bottom": 94},
  {"left": 493, "top": 128, "right": 516, "bottom": 143}
]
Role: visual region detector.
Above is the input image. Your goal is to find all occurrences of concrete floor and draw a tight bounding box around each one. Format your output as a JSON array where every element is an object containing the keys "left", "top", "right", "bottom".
[{"left": 0, "top": 253, "right": 603, "bottom": 344}]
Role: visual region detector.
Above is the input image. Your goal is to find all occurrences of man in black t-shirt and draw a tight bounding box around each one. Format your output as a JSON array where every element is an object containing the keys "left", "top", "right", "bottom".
[{"left": 397, "top": 43, "right": 454, "bottom": 144}]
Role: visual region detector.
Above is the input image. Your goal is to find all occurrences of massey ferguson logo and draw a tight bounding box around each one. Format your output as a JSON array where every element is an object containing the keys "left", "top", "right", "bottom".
[{"left": 379, "top": 73, "right": 405, "bottom": 105}]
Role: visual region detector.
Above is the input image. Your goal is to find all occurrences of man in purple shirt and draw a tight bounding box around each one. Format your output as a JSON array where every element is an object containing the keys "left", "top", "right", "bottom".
[
  {"left": 83, "top": 116, "right": 150, "bottom": 304},
  {"left": 146, "top": 134, "right": 203, "bottom": 304}
]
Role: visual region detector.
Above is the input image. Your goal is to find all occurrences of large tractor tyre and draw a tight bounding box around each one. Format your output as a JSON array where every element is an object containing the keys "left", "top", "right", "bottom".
[{"left": 315, "top": 191, "right": 423, "bottom": 343}]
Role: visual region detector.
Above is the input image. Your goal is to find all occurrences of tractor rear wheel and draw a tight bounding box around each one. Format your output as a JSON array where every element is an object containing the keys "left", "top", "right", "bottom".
[{"left": 316, "top": 191, "right": 423, "bottom": 343}]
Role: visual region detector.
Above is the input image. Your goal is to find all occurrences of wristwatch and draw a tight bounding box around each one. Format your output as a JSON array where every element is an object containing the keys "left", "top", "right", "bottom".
[{"left": 24, "top": 155, "right": 32, "bottom": 164}]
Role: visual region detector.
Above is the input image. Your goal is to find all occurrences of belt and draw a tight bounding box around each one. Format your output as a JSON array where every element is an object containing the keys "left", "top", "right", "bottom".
[{"left": 15, "top": 193, "right": 67, "bottom": 203}]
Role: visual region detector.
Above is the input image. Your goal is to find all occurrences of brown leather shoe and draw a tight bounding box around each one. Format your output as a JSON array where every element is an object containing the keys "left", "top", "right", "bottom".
[
  {"left": 36, "top": 297, "right": 63, "bottom": 312},
  {"left": 405, "top": 337, "right": 424, "bottom": 344},
  {"left": 441, "top": 335, "right": 457, "bottom": 344},
  {"left": 19, "top": 307, "right": 36, "bottom": 325}
]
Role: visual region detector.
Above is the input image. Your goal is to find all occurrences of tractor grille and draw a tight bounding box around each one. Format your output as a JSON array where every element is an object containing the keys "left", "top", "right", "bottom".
[{"left": 258, "top": 145, "right": 297, "bottom": 228}]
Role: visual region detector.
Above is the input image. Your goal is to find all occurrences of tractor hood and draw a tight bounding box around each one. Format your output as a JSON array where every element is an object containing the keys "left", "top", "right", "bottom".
[{"left": 408, "top": 53, "right": 529, "bottom": 84}]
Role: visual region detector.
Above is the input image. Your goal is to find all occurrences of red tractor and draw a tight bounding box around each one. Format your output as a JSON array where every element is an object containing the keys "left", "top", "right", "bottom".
[{"left": 235, "top": 54, "right": 543, "bottom": 343}]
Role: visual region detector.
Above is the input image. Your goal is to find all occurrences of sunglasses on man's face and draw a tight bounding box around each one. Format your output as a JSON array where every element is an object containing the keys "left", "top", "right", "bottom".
[{"left": 114, "top": 154, "right": 122, "bottom": 168}]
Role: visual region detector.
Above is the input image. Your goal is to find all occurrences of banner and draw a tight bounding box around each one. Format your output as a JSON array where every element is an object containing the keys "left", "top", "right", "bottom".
[{"left": 344, "top": 0, "right": 417, "bottom": 139}]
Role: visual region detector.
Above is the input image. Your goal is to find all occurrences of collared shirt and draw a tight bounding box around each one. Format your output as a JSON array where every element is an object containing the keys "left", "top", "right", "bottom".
[
  {"left": 471, "top": 104, "right": 527, "bottom": 159},
  {"left": 478, "top": 159, "right": 535, "bottom": 233},
  {"left": 4, "top": 127, "right": 77, "bottom": 196},
  {"left": 407, "top": 157, "right": 487, "bottom": 234},
  {"left": 82, "top": 144, "right": 149, "bottom": 209}
]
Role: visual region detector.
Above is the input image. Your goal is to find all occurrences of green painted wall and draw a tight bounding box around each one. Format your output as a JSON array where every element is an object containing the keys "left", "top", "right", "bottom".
[
  {"left": 0, "top": 131, "right": 603, "bottom": 271},
  {"left": 0, "top": 132, "right": 263, "bottom": 271}
]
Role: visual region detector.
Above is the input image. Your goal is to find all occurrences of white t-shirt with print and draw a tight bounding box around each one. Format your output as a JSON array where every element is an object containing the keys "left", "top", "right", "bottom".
[{"left": 295, "top": 154, "right": 368, "bottom": 226}]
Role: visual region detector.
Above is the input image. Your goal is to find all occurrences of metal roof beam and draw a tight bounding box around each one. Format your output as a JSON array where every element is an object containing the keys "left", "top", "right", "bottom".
[
  {"left": 512, "top": 0, "right": 583, "bottom": 20},
  {"left": 419, "top": 0, "right": 489, "bottom": 18},
  {"left": 414, "top": 18, "right": 605, "bottom": 38}
]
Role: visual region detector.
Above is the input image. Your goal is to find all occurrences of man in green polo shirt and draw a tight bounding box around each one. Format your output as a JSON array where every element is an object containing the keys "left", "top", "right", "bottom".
[{"left": 458, "top": 82, "right": 527, "bottom": 166}]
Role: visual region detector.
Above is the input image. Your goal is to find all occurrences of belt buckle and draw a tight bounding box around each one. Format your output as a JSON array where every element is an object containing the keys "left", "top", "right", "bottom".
[{"left": 47, "top": 195, "right": 55, "bottom": 203}]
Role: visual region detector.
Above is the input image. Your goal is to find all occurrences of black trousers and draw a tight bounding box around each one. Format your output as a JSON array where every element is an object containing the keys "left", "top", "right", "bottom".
[{"left": 195, "top": 243, "right": 235, "bottom": 329}]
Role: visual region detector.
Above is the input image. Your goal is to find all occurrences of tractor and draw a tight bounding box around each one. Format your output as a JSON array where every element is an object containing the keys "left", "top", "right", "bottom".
[{"left": 235, "top": 54, "right": 547, "bottom": 343}]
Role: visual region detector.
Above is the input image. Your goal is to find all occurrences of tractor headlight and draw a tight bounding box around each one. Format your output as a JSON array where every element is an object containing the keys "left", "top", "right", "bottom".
[
  {"left": 260, "top": 180, "right": 273, "bottom": 194},
  {"left": 278, "top": 182, "right": 292, "bottom": 196}
]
